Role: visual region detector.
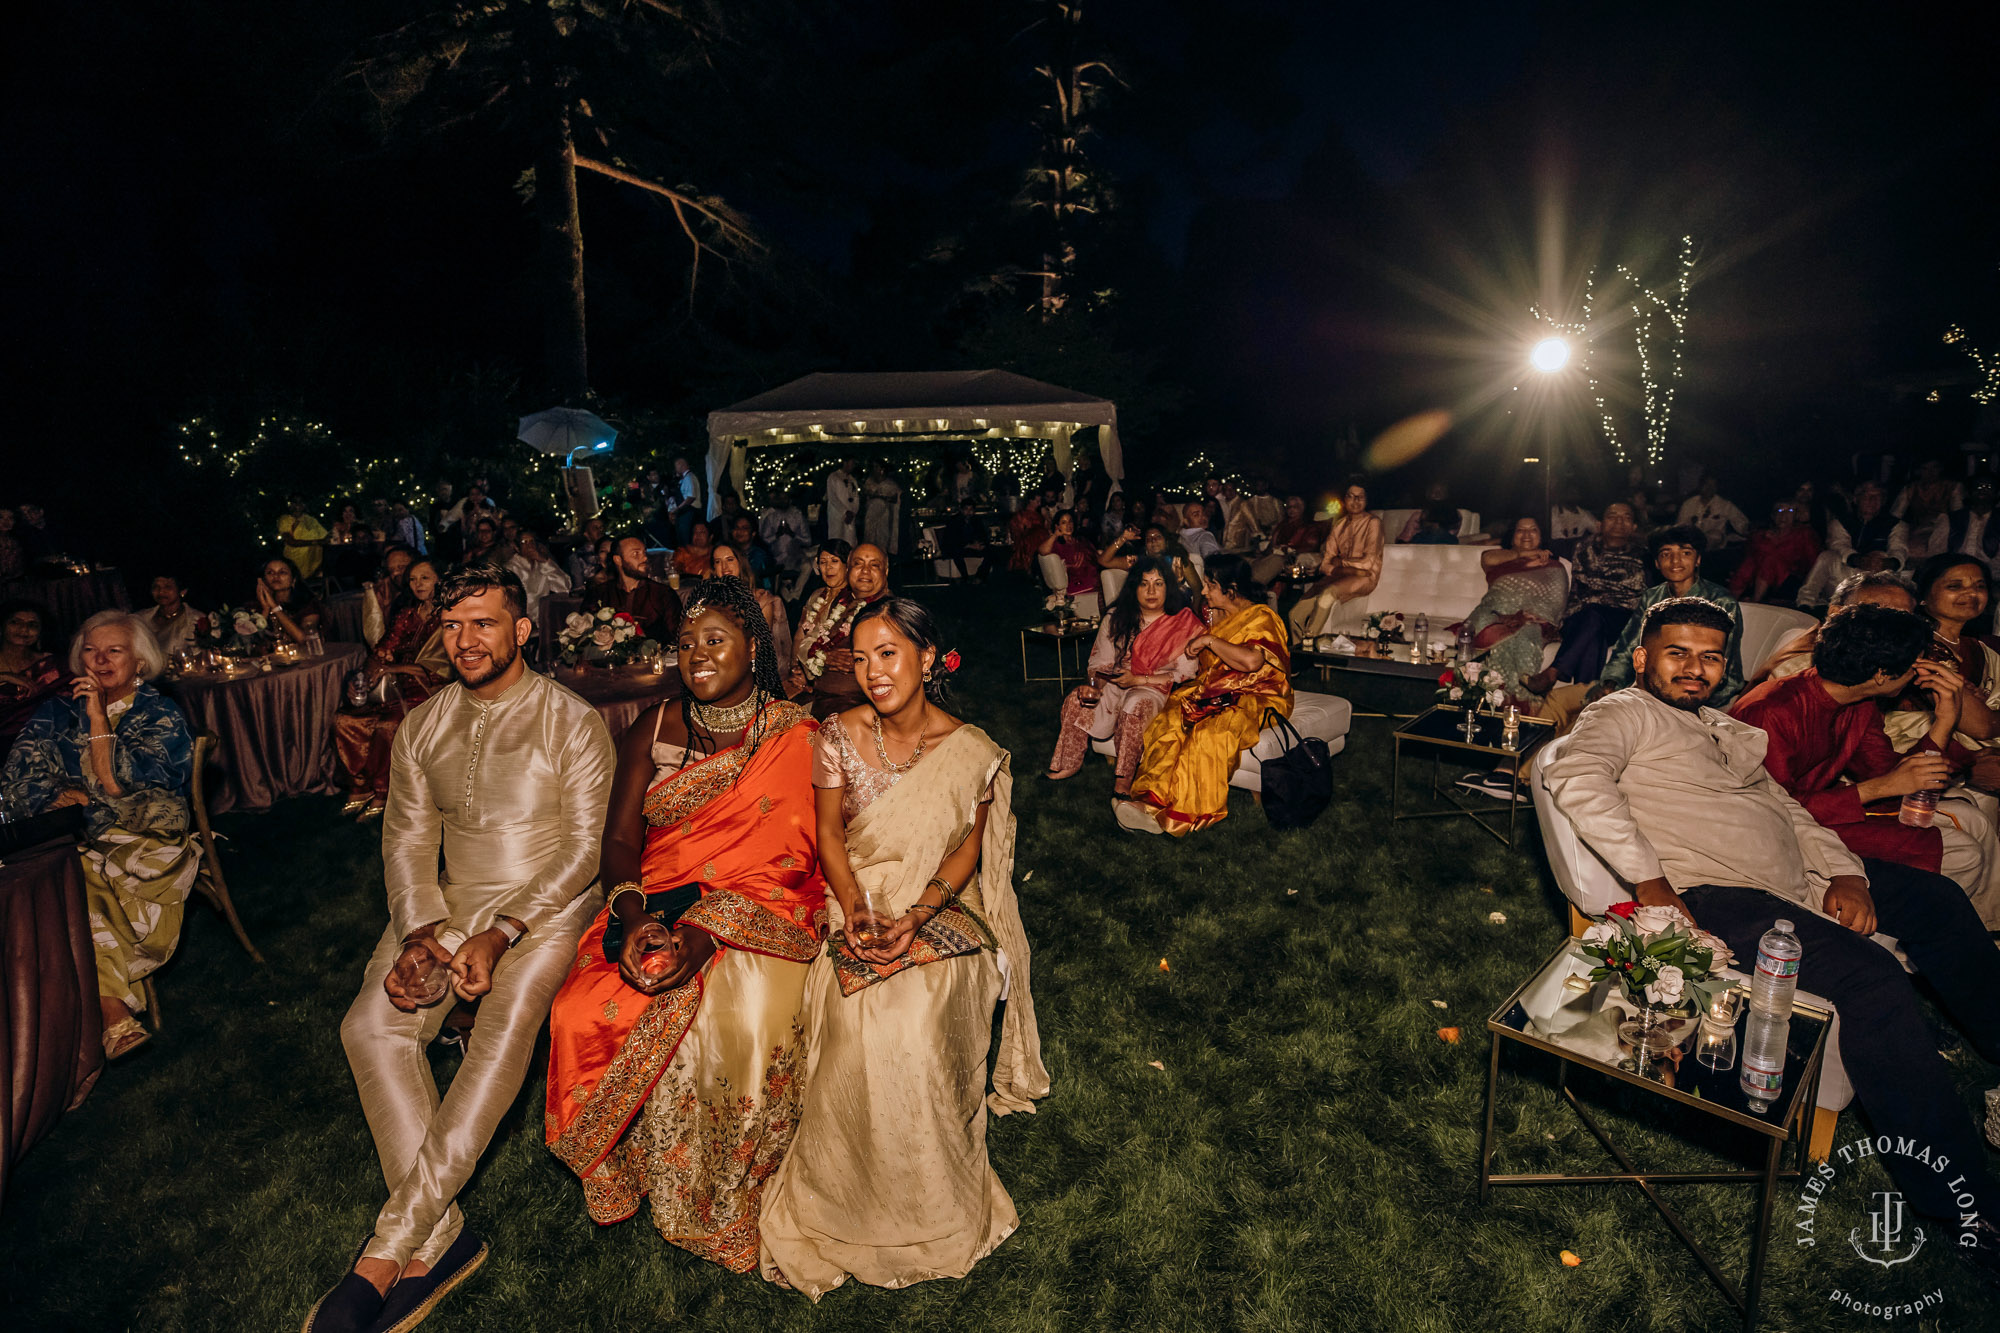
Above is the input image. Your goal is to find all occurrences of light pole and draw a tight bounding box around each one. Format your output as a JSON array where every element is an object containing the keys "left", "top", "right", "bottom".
[{"left": 1530, "top": 337, "right": 1571, "bottom": 528}]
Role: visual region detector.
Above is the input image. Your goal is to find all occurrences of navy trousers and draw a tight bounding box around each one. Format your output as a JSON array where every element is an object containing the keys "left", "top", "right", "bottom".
[{"left": 1682, "top": 860, "right": 1999, "bottom": 1220}]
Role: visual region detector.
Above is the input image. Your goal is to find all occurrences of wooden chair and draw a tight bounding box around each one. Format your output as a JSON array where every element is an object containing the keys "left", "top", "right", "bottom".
[{"left": 141, "top": 729, "right": 264, "bottom": 1030}]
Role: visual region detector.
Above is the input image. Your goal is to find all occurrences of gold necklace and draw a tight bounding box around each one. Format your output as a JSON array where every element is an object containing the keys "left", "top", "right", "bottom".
[
  {"left": 690, "top": 693, "right": 760, "bottom": 733},
  {"left": 871, "top": 711, "right": 928, "bottom": 773}
]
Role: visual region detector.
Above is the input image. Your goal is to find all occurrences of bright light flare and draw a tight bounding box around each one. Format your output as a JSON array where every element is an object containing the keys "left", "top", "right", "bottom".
[{"left": 1530, "top": 337, "right": 1571, "bottom": 373}]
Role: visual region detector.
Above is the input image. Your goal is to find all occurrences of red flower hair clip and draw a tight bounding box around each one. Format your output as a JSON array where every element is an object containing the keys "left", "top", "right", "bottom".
[{"left": 942, "top": 649, "right": 962, "bottom": 673}]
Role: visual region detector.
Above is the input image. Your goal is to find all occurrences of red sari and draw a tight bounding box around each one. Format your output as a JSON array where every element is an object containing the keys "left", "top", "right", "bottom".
[{"left": 546, "top": 703, "right": 826, "bottom": 1270}]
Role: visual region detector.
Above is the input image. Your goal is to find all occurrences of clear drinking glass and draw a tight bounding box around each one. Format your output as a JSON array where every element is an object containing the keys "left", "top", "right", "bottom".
[
  {"left": 850, "top": 890, "right": 896, "bottom": 948},
  {"left": 408, "top": 956, "right": 454, "bottom": 1007}
]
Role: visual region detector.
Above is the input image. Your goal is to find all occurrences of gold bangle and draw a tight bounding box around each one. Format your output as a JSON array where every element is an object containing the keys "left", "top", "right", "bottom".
[{"left": 608, "top": 881, "right": 646, "bottom": 915}]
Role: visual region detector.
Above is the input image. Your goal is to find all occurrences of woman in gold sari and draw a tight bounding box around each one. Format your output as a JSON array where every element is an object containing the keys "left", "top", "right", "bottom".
[
  {"left": 1122, "top": 553, "right": 1294, "bottom": 835},
  {"left": 545, "top": 577, "right": 826, "bottom": 1272},
  {"left": 760, "top": 597, "right": 1048, "bottom": 1298}
]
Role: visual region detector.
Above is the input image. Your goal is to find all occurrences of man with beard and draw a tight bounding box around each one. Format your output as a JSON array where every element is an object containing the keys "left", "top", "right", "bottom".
[
  {"left": 305, "top": 565, "right": 615, "bottom": 1332},
  {"left": 581, "top": 535, "right": 683, "bottom": 643},
  {"left": 1545, "top": 597, "right": 2000, "bottom": 1277}
]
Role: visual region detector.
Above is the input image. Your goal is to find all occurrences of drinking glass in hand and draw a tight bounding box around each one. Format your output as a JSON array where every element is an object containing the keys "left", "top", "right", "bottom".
[
  {"left": 408, "top": 954, "right": 453, "bottom": 1007},
  {"left": 850, "top": 890, "right": 896, "bottom": 949},
  {"left": 638, "top": 935, "right": 677, "bottom": 984}
]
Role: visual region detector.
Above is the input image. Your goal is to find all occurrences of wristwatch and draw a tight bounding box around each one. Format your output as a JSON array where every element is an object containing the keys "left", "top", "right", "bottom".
[{"left": 492, "top": 918, "right": 526, "bottom": 948}]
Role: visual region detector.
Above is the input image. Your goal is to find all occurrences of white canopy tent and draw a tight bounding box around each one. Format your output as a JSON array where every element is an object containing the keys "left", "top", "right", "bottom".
[{"left": 704, "top": 370, "right": 1123, "bottom": 515}]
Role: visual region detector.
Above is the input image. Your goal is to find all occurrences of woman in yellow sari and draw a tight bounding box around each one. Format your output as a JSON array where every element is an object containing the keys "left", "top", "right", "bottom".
[
  {"left": 759, "top": 597, "right": 1048, "bottom": 1298},
  {"left": 545, "top": 577, "right": 826, "bottom": 1273},
  {"left": 1122, "top": 553, "right": 1294, "bottom": 835}
]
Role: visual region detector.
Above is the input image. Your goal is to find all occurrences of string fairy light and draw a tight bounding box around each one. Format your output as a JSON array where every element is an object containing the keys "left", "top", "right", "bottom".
[
  {"left": 1944, "top": 325, "right": 2000, "bottom": 405},
  {"left": 1532, "top": 235, "right": 1696, "bottom": 470}
]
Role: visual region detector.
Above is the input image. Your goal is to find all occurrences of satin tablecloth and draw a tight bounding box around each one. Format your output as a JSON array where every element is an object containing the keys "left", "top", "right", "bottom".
[
  {"left": 0, "top": 833, "right": 100, "bottom": 1209},
  {"left": 166, "top": 644, "right": 367, "bottom": 814},
  {"left": 323, "top": 590, "right": 367, "bottom": 643},
  {"left": 1, "top": 569, "right": 130, "bottom": 641},
  {"left": 554, "top": 665, "right": 683, "bottom": 746}
]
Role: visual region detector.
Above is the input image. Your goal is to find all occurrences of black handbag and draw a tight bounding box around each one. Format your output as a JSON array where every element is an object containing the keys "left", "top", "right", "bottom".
[{"left": 1255, "top": 707, "right": 1333, "bottom": 830}]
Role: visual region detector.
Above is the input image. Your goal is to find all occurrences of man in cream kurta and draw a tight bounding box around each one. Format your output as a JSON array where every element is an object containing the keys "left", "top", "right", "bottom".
[
  {"left": 309, "top": 565, "right": 614, "bottom": 1333},
  {"left": 1544, "top": 596, "right": 2000, "bottom": 1242}
]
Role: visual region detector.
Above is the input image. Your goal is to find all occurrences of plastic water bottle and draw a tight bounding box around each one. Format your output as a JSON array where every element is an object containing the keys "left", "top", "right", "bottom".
[
  {"left": 1749, "top": 919, "right": 1802, "bottom": 1018},
  {"left": 1457, "top": 619, "right": 1474, "bottom": 667},
  {"left": 1898, "top": 788, "right": 1939, "bottom": 828},
  {"left": 1739, "top": 1011, "right": 1790, "bottom": 1113},
  {"left": 1412, "top": 612, "right": 1429, "bottom": 661}
]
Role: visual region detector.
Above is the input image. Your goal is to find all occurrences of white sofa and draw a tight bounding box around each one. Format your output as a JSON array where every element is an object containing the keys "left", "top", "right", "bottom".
[
  {"left": 1089, "top": 691, "right": 1352, "bottom": 794},
  {"left": 1529, "top": 735, "right": 1909, "bottom": 1158},
  {"left": 1738, "top": 602, "right": 1817, "bottom": 680},
  {"left": 1373, "top": 507, "right": 1484, "bottom": 544},
  {"left": 1316, "top": 546, "right": 1569, "bottom": 671}
]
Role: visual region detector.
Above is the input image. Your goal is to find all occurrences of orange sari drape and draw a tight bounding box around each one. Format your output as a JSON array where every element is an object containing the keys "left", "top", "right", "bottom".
[{"left": 546, "top": 707, "right": 826, "bottom": 1240}]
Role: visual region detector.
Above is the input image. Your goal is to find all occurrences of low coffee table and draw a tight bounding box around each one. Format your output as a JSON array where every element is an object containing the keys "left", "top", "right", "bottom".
[
  {"left": 1391, "top": 704, "right": 1552, "bottom": 846},
  {"left": 1020, "top": 620, "right": 1097, "bottom": 691},
  {"left": 1481, "top": 943, "right": 1831, "bottom": 1332},
  {"left": 1296, "top": 640, "right": 1447, "bottom": 687}
]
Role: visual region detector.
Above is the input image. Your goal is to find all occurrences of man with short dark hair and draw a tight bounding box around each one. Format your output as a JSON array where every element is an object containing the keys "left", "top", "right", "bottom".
[
  {"left": 1731, "top": 604, "right": 2000, "bottom": 923},
  {"left": 308, "top": 564, "right": 615, "bottom": 1332},
  {"left": 141, "top": 574, "right": 207, "bottom": 656},
  {"left": 581, "top": 535, "right": 682, "bottom": 642},
  {"left": 1545, "top": 597, "right": 2000, "bottom": 1272},
  {"left": 1538, "top": 524, "right": 1745, "bottom": 732}
]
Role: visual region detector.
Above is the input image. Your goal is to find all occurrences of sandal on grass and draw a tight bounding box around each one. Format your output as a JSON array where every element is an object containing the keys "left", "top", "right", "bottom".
[{"left": 102, "top": 1016, "right": 150, "bottom": 1060}]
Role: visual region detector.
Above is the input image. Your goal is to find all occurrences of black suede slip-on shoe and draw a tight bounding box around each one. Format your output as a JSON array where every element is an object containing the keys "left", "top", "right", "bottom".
[
  {"left": 369, "top": 1231, "right": 489, "bottom": 1333},
  {"left": 301, "top": 1270, "right": 388, "bottom": 1333}
]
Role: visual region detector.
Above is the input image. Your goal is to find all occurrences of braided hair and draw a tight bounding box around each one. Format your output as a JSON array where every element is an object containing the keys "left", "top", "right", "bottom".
[{"left": 674, "top": 574, "right": 786, "bottom": 770}]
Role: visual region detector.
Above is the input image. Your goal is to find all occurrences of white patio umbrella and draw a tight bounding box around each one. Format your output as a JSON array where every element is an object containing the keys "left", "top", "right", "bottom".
[{"left": 517, "top": 407, "right": 617, "bottom": 462}]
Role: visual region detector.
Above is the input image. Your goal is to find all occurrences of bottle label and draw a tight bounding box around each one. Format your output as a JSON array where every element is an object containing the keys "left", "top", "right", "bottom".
[
  {"left": 1741, "top": 1068, "right": 1783, "bottom": 1091},
  {"left": 1755, "top": 955, "right": 1798, "bottom": 981}
]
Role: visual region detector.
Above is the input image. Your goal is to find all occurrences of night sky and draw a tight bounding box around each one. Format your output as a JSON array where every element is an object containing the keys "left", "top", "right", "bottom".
[{"left": 7, "top": 1, "right": 1998, "bottom": 520}]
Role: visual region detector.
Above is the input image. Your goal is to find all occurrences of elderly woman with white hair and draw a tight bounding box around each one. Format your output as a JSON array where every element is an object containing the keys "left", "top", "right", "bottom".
[{"left": 2, "top": 609, "right": 199, "bottom": 1059}]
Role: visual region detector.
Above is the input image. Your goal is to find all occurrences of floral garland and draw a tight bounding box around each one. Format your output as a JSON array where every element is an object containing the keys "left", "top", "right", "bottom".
[{"left": 796, "top": 588, "right": 861, "bottom": 682}]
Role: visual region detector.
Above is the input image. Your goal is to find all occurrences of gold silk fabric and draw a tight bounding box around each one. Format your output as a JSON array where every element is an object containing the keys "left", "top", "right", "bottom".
[{"left": 382, "top": 670, "right": 616, "bottom": 941}]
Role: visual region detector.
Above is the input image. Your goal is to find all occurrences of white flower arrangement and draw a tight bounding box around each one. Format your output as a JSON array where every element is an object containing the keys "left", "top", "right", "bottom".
[{"left": 556, "top": 607, "right": 650, "bottom": 667}]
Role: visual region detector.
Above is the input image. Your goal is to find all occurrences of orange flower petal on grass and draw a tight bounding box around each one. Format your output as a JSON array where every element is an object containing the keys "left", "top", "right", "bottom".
[
  {"left": 1159, "top": 958, "right": 1170, "bottom": 972},
  {"left": 1437, "top": 1027, "right": 1461, "bottom": 1043},
  {"left": 1560, "top": 1250, "right": 1582, "bottom": 1267}
]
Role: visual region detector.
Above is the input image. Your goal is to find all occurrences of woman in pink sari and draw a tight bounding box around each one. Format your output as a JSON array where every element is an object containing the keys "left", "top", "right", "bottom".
[
  {"left": 1462, "top": 517, "right": 1569, "bottom": 705},
  {"left": 1045, "top": 556, "right": 1204, "bottom": 794}
]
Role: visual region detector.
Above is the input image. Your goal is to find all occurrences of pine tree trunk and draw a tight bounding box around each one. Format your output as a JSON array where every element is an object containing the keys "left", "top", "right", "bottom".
[{"left": 538, "top": 105, "right": 588, "bottom": 401}]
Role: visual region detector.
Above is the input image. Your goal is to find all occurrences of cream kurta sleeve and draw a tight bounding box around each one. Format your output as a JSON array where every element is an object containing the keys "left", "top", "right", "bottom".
[
  {"left": 490, "top": 706, "right": 615, "bottom": 932},
  {"left": 382, "top": 718, "right": 450, "bottom": 941}
]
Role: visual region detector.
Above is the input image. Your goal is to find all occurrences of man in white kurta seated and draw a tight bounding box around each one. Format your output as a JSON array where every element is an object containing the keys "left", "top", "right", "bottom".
[{"left": 305, "top": 563, "right": 614, "bottom": 1333}]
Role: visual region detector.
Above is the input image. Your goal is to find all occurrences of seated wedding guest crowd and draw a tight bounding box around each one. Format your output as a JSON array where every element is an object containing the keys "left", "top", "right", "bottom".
[
  {"left": 301, "top": 568, "right": 1044, "bottom": 1330},
  {"left": 1729, "top": 602, "right": 2000, "bottom": 925},
  {"left": 1044, "top": 556, "right": 1202, "bottom": 794},
  {"left": 1545, "top": 597, "right": 2000, "bottom": 1271},
  {"left": 256, "top": 555, "right": 323, "bottom": 645},
  {"left": 1537, "top": 525, "right": 1745, "bottom": 732},
  {"left": 1121, "top": 555, "right": 1293, "bottom": 836},
  {"left": 2, "top": 611, "right": 198, "bottom": 1061}
]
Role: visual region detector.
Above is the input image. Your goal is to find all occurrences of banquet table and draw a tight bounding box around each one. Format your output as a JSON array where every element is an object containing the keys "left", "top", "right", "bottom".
[
  {"left": 0, "top": 831, "right": 101, "bottom": 1210},
  {"left": 555, "top": 664, "right": 683, "bottom": 745},
  {"left": 2, "top": 569, "right": 130, "bottom": 641},
  {"left": 165, "top": 644, "right": 367, "bottom": 814}
]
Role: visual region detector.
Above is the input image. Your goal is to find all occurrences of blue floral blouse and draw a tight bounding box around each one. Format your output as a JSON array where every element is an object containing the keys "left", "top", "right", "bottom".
[{"left": 2, "top": 682, "right": 194, "bottom": 839}]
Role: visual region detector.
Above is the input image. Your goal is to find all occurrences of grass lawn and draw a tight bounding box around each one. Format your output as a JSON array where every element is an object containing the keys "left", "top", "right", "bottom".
[{"left": 3, "top": 577, "right": 1994, "bottom": 1332}]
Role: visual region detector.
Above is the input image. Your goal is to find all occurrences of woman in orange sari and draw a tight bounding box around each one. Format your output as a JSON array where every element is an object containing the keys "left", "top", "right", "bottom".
[
  {"left": 545, "top": 577, "right": 826, "bottom": 1273},
  {"left": 1121, "top": 554, "right": 1294, "bottom": 835}
]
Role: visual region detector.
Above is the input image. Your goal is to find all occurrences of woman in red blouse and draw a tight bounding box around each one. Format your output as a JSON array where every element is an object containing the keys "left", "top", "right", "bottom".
[{"left": 334, "top": 559, "right": 449, "bottom": 820}]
